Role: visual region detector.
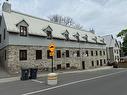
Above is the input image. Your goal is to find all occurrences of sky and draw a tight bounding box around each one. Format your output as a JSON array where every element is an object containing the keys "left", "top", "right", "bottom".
[{"left": 1, "top": 0, "right": 127, "bottom": 40}]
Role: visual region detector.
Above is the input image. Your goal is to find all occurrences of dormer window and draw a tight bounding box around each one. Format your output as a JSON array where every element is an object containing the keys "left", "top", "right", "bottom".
[
  {"left": 92, "top": 36, "right": 97, "bottom": 43},
  {"left": 62, "top": 30, "right": 69, "bottom": 40},
  {"left": 100, "top": 38, "right": 104, "bottom": 43},
  {"left": 47, "top": 30, "right": 52, "bottom": 39},
  {"left": 16, "top": 20, "right": 29, "bottom": 37},
  {"left": 73, "top": 32, "right": 80, "bottom": 42},
  {"left": 20, "top": 26, "right": 27, "bottom": 36},
  {"left": 43, "top": 26, "right": 53, "bottom": 39},
  {"left": 82, "top": 35, "right": 88, "bottom": 42}
]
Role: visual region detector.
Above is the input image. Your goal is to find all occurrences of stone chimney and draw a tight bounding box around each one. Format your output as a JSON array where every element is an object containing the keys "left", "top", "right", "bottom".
[{"left": 2, "top": 0, "right": 11, "bottom": 13}]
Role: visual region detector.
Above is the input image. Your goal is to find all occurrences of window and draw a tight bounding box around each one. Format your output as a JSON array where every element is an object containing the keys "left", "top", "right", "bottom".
[
  {"left": 43, "top": 26, "right": 53, "bottom": 39},
  {"left": 62, "top": 30, "right": 69, "bottom": 40},
  {"left": 103, "top": 51, "right": 105, "bottom": 55},
  {"left": 100, "top": 59, "right": 102, "bottom": 66},
  {"left": 0, "top": 34, "right": 1, "bottom": 43},
  {"left": 73, "top": 32, "right": 80, "bottom": 42},
  {"left": 76, "top": 36, "right": 80, "bottom": 42},
  {"left": 4, "top": 29, "right": 6, "bottom": 40},
  {"left": 115, "top": 56, "right": 117, "bottom": 60},
  {"left": 100, "top": 51, "right": 102, "bottom": 56},
  {"left": 115, "top": 43, "right": 117, "bottom": 47},
  {"left": 92, "top": 61, "right": 94, "bottom": 66},
  {"left": 5, "top": 50, "right": 6, "bottom": 60},
  {"left": 104, "top": 59, "right": 106, "bottom": 64},
  {"left": 47, "top": 31, "right": 52, "bottom": 39},
  {"left": 20, "top": 26, "right": 27, "bottom": 36},
  {"left": 117, "top": 56, "right": 119, "bottom": 60},
  {"left": 66, "top": 50, "right": 69, "bottom": 57},
  {"left": 91, "top": 51, "right": 93, "bottom": 56},
  {"left": 19, "top": 50, "right": 27, "bottom": 60},
  {"left": 86, "top": 50, "right": 89, "bottom": 56},
  {"left": 117, "top": 50, "right": 119, "bottom": 54},
  {"left": 77, "top": 50, "right": 80, "bottom": 57},
  {"left": 96, "top": 51, "right": 98, "bottom": 56},
  {"left": 66, "top": 63, "right": 70, "bottom": 68},
  {"left": 57, "top": 50, "right": 61, "bottom": 58},
  {"left": 92, "top": 36, "right": 97, "bottom": 43},
  {"left": 97, "top": 60, "right": 99, "bottom": 66},
  {"left": 65, "top": 34, "right": 69, "bottom": 40},
  {"left": 57, "top": 64, "right": 61, "bottom": 70},
  {"left": 36, "top": 50, "right": 42, "bottom": 60},
  {"left": 82, "top": 35, "right": 88, "bottom": 42},
  {"left": 47, "top": 50, "right": 52, "bottom": 59}
]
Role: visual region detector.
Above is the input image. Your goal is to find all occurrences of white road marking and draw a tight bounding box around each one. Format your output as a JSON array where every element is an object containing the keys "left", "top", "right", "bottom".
[
  {"left": 22, "top": 70, "right": 127, "bottom": 95},
  {"left": 31, "top": 80, "right": 44, "bottom": 84}
]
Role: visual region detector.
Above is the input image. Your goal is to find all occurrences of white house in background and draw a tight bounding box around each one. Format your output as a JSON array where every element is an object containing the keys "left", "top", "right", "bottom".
[
  {"left": 0, "top": 2, "right": 107, "bottom": 74},
  {"left": 102, "top": 35, "right": 121, "bottom": 64}
]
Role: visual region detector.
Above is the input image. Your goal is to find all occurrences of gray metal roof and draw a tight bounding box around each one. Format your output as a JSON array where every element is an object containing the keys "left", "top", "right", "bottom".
[
  {"left": 3, "top": 10, "right": 105, "bottom": 44},
  {"left": 102, "top": 35, "right": 119, "bottom": 47}
]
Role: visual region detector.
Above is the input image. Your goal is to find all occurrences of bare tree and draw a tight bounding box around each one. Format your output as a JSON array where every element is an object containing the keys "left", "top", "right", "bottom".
[
  {"left": 73, "top": 24, "right": 83, "bottom": 30},
  {"left": 48, "top": 14, "right": 83, "bottom": 30},
  {"left": 63, "top": 17, "right": 74, "bottom": 26}
]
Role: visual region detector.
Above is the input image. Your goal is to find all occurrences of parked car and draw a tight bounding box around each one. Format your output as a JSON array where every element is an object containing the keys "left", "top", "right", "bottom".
[{"left": 112, "top": 62, "right": 118, "bottom": 68}]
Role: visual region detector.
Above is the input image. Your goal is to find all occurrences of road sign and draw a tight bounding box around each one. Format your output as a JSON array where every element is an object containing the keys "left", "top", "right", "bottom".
[
  {"left": 48, "top": 43, "right": 55, "bottom": 56},
  {"left": 49, "top": 43, "right": 55, "bottom": 52},
  {"left": 48, "top": 43, "right": 56, "bottom": 73}
]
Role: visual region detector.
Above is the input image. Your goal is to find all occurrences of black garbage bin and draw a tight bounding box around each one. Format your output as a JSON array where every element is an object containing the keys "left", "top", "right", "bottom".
[
  {"left": 21, "top": 69, "right": 29, "bottom": 80},
  {"left": 29, "top": 68, "right": 38, "bottom": 79},
  {"left": 113, "top": 62, "right": 118, "bottom": 68}
]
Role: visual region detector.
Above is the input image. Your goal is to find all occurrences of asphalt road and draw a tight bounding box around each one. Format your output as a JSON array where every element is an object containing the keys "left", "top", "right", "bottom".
[{"left": 0, "top": 68, "right": 127, "bottom": 95}]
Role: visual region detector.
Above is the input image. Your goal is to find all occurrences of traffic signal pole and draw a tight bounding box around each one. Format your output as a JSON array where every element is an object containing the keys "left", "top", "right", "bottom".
[
  {"left": 51, "top": 56, "right": 53, "bottom": 73},
  {"left": 48, "top": 42, "right": 55, "bottom": 73}
]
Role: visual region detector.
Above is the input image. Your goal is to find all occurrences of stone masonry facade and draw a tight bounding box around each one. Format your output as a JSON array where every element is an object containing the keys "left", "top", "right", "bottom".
[{"left": 0, "top": 45, "right": 107, "bottom": 74}]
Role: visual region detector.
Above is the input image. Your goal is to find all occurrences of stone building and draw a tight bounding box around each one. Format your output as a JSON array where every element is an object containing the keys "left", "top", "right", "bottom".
[
  {"left": 102, "top": 35, "right": 120, "bottom": 64},
  {"left": 0, "top": 2, "right": 107, "bottom": 74}
]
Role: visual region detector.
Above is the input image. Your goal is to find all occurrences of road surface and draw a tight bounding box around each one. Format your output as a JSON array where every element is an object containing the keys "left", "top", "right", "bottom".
[{"left": 0, "top": 68, "right": 127, "bottom": 95}]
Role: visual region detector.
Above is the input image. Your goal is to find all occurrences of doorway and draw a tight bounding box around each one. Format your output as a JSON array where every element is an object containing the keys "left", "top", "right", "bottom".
[
  {"left": 82, "top": 61, "right": 85, "bottom": 69},
  {"left": 100, "top": 59, "right": 103, "bottom": 66}
]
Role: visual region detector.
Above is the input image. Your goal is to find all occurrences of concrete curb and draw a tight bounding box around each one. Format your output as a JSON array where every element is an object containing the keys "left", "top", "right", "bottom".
[{"left": 0, "top": 66, "right": 113, "bottom": 83}]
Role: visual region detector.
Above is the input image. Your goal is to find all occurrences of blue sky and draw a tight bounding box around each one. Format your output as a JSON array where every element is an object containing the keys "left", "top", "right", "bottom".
[{"left": 1, "top": 0, "right": 127, "bottom": 39}]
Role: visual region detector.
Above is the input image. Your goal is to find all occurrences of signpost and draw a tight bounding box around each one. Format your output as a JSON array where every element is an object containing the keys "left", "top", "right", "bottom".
[
  {"left": 47, "top": 43, "right": 58, "bottom": 86},
  {"left": 48, "top": 43, "right": 55, "bottom": 73}
]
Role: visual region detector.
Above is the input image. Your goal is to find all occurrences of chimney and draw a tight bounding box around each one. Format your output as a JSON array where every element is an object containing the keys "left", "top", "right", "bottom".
[
  {"left": 2, "top": 0, "right": 11, "bottom": 13},
  {"left": 89, "top": 28, "right": 95, "bottom": 34}
]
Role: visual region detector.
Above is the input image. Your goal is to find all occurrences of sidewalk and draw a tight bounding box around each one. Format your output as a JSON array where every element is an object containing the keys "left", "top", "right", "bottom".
[
  {"left": 0, "top": 66, "right": 113, "bottom": 83},
  {"left": 0, "top": 67, "right": 11, "bottom": 78}
]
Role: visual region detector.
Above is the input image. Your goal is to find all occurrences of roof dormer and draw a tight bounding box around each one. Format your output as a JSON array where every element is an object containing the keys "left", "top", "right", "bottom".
[
  {"left": 16, "top": 20, "right": 29, "bottom": 27},
  {"left": 16, "top": 20, "right": 29, "bottom": 36},
  {"left": 62, "top": 30, "right": 69, "bottom": 40},
  {"left": 100, "top": 38, "right": 104, "bottom": 43},
  {"left": 73, "top": 32, "right": 80, "bottom": 42},
  {"left": 92, "top": 36, "right": 97, "bottom": 43},
  {"left": 82, "top": 34, "right": 88, "bottom": 42},
  {"left": 43, "top": 25, "right": 53, "bottom": 39}
]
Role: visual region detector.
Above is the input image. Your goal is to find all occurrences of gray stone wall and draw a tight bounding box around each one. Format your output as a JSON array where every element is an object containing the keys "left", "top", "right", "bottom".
[{"left": 0, "top": 45, "right": 107, "bottom": 74}]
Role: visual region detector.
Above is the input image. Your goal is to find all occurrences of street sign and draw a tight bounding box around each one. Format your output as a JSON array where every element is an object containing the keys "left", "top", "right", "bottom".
[
  {"left": 48, "top": 42, "right": 56, "bottom": 73},
  {"left": 49, "top": 43, "right": 55, "bottom": 52},
  {"left": 49, "top": 43, "right": 55, "bottom": 56}
]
